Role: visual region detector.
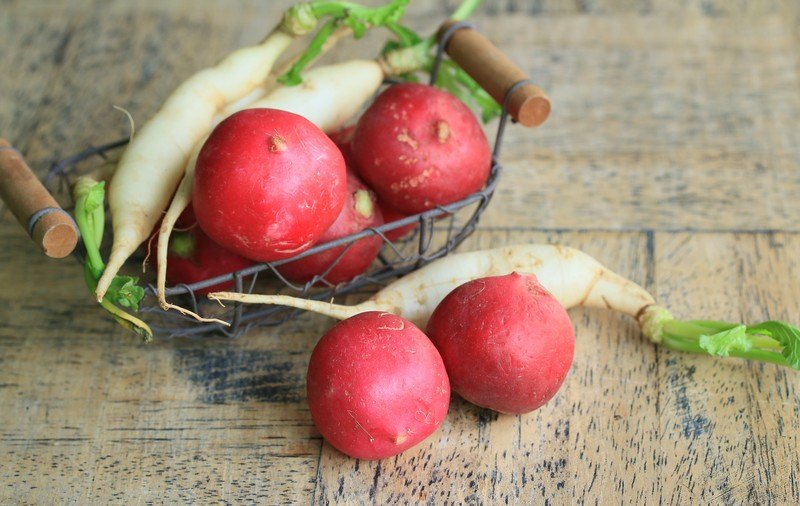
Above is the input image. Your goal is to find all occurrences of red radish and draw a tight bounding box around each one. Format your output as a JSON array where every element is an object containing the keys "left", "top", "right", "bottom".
[
  {"left": 378, "top": 202, "right": 417, "bottom": 241},
  {"left": 149, "top": 207, "right": 254, "bottom": 296},
  {"left": 192, "top": 108, "right": 347, "bottom": 262},
  {"left": 425, "top": 272, "right": 575, "bottom": 415},
  {"left": 350, "top": 82, "right": 491, "bottom": 215},
  {"left": 162, "top": 228, "right": 255, "bottom": 296},
  {"left": 306, "top": 311, "right": 450, "bottom": 460},
  {"left": 329, "top": 127, "right": 416, "bottom": 242},
  {"left": 277, "top": 171, "right": 384, "bottom": 285},
  {"left": 328, "top": 125, "right": 356, "bottom": 167}
]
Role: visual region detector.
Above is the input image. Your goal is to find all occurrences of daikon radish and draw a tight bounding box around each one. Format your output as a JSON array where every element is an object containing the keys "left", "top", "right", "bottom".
[
  {"left": 210, "top": 245, "right": 653, "bottom": 327},
  {"left": 210, "top": 244, "right": 800, "bottom": 370}
]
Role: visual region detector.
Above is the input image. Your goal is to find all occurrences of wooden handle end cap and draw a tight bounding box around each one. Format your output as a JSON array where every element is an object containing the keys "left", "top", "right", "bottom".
[
  {"left": 31, "top": 211, "right": 79, "bottom": 259},
  {"left": 513, "top": 85, "right": 551, "bottom": 127}
]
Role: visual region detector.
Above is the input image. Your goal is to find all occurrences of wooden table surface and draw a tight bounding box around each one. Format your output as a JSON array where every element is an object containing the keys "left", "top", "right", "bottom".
[{"left": 3, "top": 0, "right": 800, "bottom": 503}]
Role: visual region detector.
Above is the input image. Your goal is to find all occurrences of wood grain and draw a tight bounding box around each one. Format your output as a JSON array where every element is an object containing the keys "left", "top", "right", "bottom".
[{"left": 3, "top": 0, "right": 800, "bottom": 503}]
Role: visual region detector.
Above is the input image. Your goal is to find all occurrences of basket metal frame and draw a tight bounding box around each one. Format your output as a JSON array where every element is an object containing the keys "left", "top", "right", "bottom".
[{"left": 47, "top": 22, "right": 527, "bottom": 338}]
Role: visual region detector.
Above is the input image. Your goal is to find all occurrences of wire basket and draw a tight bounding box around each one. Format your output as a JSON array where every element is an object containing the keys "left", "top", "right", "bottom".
[{"left": 45, "top": 22, "right": 537, "bottom": 339}]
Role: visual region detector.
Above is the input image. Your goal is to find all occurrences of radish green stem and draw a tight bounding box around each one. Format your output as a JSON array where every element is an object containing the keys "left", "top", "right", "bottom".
[
  {"left": 640, "top": 306, "right": 800, "bottom": 369},
  {"left": 74, "top": 206, "right": 103, "bottom": 278},
  {"left": 279, "top": 0, "right": 411, "bottom": 85},
  {"left": 377, "top": 0, "right": 501, "bottom": 122},
  {"left": 74, "top": 177, "right": 151, "bottom": 341},
  {"left": 169, "top": 232, "right": 195, "bottom": 259}
]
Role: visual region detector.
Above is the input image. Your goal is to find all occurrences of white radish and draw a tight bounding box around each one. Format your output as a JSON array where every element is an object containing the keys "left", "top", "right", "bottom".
[
  {"left": 208, "top": 244, "right": 656, "bottom": 329},
  {"left": 209, "top": 244, "right": 800, "bottom": 371},
  {"left": 95, "top": 20, "right": 311, "bottom": 302},
  {"left": 156, "top": 59, "right": 384, "bottom": 320}
]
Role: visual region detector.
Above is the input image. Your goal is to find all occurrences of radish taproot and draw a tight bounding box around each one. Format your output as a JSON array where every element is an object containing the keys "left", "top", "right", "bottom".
[
  {"left": 95, "top": 0, "right": 411, "bottom": 302},
  {"left": 306, "top": 311, "right": 450, "bottom": 460},
  {"left": 210, "top": 244, "right": 800, "bottom": 370},
  {"left": 192, "top": 108, "right": 347, "bottom": 262},
  {"left": 211, "top": 244, "right": 651, "bottom": 328},
  {"left": 277, "top": 171, "right": 383, "bottom": 285},
  {"left": 350, "top": 82, "right": 492, "bottom": 215},
  {"left": 426, "top": 273, "right": 575, "bottom": 414}
]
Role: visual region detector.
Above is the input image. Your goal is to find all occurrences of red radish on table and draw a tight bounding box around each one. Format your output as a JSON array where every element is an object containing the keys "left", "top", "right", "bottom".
[
  {"left": 350, "top": 82, "right": 492, "bottom": 215},
  {"left": 277, "top": 170, "right": 383, "bottom": 285},
  {"left": 306, "top": 311, "right": 450, "bottom": 460},
  {"left": 425, "top": 272, "right": 575, "bottom": 414},
  {"left": 192, "top": 108, "right": 347, "bottom": 263}
]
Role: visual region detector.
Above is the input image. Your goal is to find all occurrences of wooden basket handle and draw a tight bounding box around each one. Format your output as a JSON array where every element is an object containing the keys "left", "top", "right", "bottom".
[
  {"left": 0, "top": 139, "right": 78, "bottom": 258},
  {"left": 437, "top": 20, "right": 550, "bottom": 127}
]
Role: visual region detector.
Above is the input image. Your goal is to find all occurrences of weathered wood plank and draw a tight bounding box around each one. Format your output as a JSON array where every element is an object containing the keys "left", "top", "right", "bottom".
[
  {"left": 313, "top": 231, "right": 800, "bottom": 505},
  {"left": 478, "top": 13, "right": 800, "bottom": 232},
  {"left": 0, "top": 10, "right": 79, "bottom": 151},
  {"left": 4, "top": 1, "right": 800, "bottom": 504},
  {"left": 0, "top": 305, "right": 331, "bottom": 503},
  {"left": 314, "top": 230, "right": 658, "bottom": 504},
  {"left": 652, "top": 232, "right": 800, "bottom": 504}
]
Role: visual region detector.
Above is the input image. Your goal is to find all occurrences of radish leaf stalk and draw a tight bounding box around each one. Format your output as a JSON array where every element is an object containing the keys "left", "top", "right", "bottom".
[
  {"left": 278, "top": 0, "right": 411, "bottom": 86},
  {"left": 74, "top": 177, "right": 151, "bottom": 341},
  {"left": 378, "top": 0, "right": 502, "bottom": 122},
  {"left": 640, "top": 306, "right": 800, "bottom": 370}
]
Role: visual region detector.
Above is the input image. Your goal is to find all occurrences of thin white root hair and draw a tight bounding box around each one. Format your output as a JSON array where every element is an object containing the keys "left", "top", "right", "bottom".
[
  {"left": 207, "top": 293, "right": 389, "bottom": 321},
  {"left": 113, "top": 105, "right": 136, "bottom": 142},
  {"left": 160, "top": 299, "right": 230, "bottom": 326}
]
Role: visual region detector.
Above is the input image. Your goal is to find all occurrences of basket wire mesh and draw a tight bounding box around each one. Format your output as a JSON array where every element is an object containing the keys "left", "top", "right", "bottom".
[{"left": 46, "top": 22, "right": 527, "bottom": 338}]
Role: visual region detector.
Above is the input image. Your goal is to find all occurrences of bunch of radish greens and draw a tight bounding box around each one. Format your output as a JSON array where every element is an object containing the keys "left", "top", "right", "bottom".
[{"left": 71, "top": 0, "right": 799, "bottom": 396}]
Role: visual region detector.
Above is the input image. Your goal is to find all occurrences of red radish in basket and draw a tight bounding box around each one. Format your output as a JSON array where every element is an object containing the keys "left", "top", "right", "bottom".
[
  {"left": 350, "top": 82, "right": 492, "bottom": 215},
  {"left": 149, "top": 207, "right": 255, "bottom": 296},
  {"left": 306, "top": 311, "right": 450, "bottom": 460},
  {"left": 330, "top": 127, "right": 418, "bottom": 242},
  {"left": 162, "top": 228, "right": 255, "bottom": 296},
  {"left": 378, "top": 203, "right": 417, "bottom": 241},
  {"left": 328, "top": 125, "right": 356, "bottom": 167},
  {"left": 425, "top": 273, "right": 575, "bottom": 414},
  {"left": 192, "top": 108, "right": 347, "bottom": 263},
  {"left": 277, "top": 171, "right": 384, "bottom": 285}
]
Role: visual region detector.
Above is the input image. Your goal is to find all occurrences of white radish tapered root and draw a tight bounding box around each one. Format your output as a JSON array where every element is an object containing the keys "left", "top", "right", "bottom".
[
  {"left": 248, "top": 59, "right": 384, "bottom": 129},
  {"left": 155, "top": 146, "right": 228, "bottom": 325},
  {"left": 96, "top": 27, "right": 298, "bottom": 302},
  {"left": 208, "top": 244, "right": 656, "bottom": 329},
  {"left": 217, "top": 26, "right": 354, "bottom": 123}
]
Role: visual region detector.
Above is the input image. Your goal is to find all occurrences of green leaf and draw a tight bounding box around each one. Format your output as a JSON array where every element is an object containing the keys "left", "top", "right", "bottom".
[
  {"left": 344, "top": 0, "right": 409, "bottom": 28},
  {"left": 83, "top": 181, "right": 106, "bottom": 215},
  {"left": 344, "top": 16, "right": 367, "bottom": 38},
  {"left": 279, "top": 0, "right": 410, "bottom": 85},
  {"left": 748, "top": 321, "right": 800, "bottom": 369},
  {"left": 106, "top": 276, "right": 146, "bottom": 312},
  {"left": 698, "top": 325, "right": 753, "bottom": 357},
  {"left": 384, "top": 22, "right": 422, "bottom": 47}
]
